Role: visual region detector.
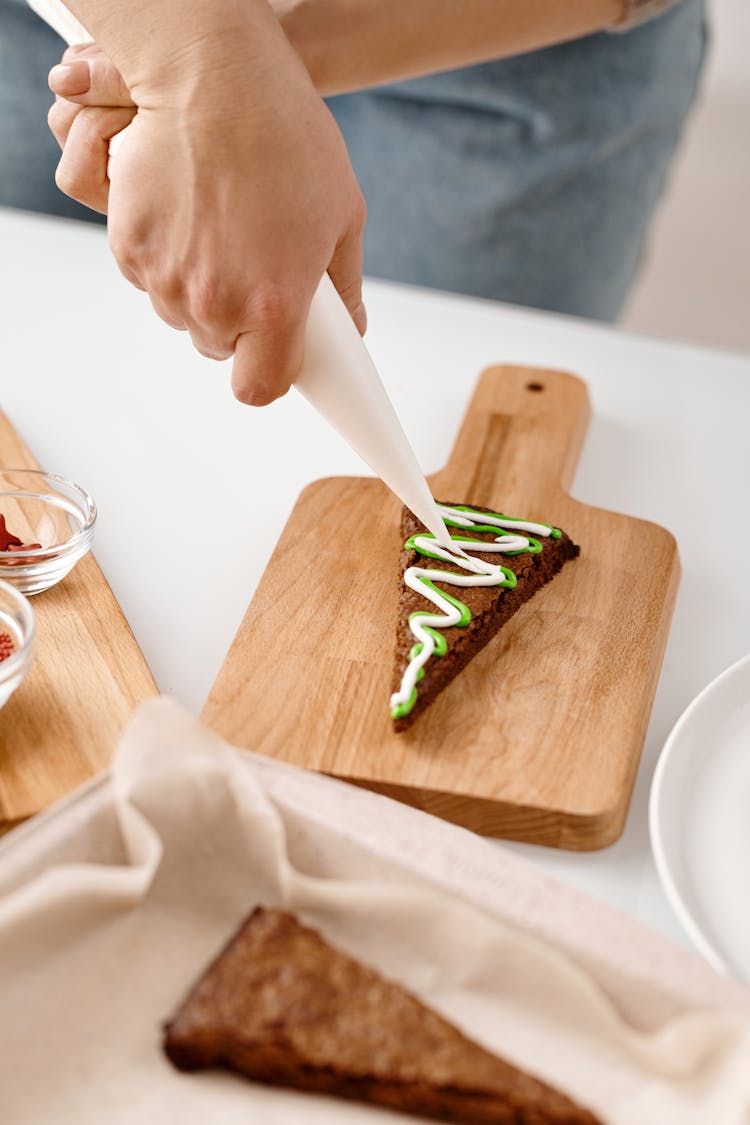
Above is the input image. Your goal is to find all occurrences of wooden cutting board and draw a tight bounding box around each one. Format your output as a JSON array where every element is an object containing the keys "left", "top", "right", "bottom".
[
  {"left": 0, "top": 409, "right": 157, "bottom": 833},
  {"left": 203, "top": 365, "right": 680, "bottom": 850}
]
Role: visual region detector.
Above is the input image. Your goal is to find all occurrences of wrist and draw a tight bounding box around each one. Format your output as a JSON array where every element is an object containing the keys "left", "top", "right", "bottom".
[
  {"left": 65, "top": 0, "right": 284, "bottom": 105},
  {"left": 130, "top": 24, "right": 273, "bottom": 109},
  {"left": 274, "top": 0, "right": 336, "bottom": 95}
]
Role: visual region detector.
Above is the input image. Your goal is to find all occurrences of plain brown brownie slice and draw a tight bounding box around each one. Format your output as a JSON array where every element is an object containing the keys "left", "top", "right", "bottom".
[{"left": 164, "top": 907, "right": 601, "bottom": 1124}]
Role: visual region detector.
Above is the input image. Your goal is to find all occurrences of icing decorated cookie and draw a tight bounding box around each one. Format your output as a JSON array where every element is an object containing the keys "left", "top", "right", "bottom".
[{"left": 391, "top": 502, "right": 579, "bottom": 729}]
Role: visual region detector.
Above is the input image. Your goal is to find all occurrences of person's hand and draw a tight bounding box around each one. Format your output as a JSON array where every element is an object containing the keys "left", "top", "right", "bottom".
[
  {"left": 47, "top": 26, "right": 366, "bottom": 406},
  {"left": 48, "top": 43, "right": 137, "bottom": 214}
]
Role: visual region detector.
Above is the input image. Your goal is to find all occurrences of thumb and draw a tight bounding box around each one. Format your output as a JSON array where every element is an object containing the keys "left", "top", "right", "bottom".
[
  {"left": 327, "top": 219, "right": 367, "bottom": 336},
  {"left": 230, "top": 296, "right": 309, "bottom": 407},
  {"left": 49, "top": 55, "right": 134, "bottom": 108}
]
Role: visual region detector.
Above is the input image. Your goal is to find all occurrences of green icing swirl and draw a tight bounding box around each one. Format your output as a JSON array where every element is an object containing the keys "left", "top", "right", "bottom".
[{"left": 392, "top": 505, "right": 561, "bottom": 720}]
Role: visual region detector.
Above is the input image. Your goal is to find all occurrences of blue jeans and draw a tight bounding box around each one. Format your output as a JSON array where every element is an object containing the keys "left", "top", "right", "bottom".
[{"left": 1, "top": 0, "right": 706, "bottom": 319}]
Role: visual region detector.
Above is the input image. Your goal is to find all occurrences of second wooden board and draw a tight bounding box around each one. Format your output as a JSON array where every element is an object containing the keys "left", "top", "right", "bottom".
[
  {"left": 203, "top": 366, "right": 680, "bottom": 850},
  {"left": 0, "top": 409, "right": 158, "bottom": 832}
]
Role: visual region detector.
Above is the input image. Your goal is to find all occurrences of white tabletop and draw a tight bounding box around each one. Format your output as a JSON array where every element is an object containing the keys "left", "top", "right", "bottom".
[{"left": 2, "top": 206, "right": 749, "bottom": 955}]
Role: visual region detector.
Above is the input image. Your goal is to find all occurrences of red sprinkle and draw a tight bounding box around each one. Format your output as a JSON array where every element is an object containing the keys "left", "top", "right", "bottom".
[
  {"left": 0, "top": 513, "right": 41, "bottom": 553},
  {"left": 0, "top": 514, "right": 22, "bottom": 551},
  {"left": 0, "top": 632, "right": 14, "bottom": 663}
]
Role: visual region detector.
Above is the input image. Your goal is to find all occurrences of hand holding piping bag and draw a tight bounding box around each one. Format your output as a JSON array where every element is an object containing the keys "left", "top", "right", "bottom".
[
  {"left": 44, "top": 15, "right": 453, "bottom": 545},
  {"left": 41, "top": 0, "right": 366, "bottom": 407}
]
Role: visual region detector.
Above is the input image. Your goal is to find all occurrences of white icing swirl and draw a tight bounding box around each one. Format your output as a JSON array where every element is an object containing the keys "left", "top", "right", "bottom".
[{"left": 390, "top": 504, "right": 555, "bottom": 718}]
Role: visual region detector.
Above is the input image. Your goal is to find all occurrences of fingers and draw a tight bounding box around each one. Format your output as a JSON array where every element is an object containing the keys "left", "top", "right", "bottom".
[
  {"left": 53, "top": 44, "right": 366, "bottom": 406},
  {"left": 147, "top": 277, "right": 235, "bottom": 355},
  {"left": 49, "top": 53, "right": 135, "bottom": 109},
  {"left": 231, "top": 290, "right": 310, "bottom": 406},
  {"left": 148, "top": 295, "right": 187, "bottom": 332},
  {"left": 48, "top": 39, "right": 136, "bottom": 215},
  {"left": 185, "top": 239, "right": 364, "bottom": 397},
  {"left": 54, "top": 105, "right": 136, "bottom": 213},
  {"left": 48, "top": 96, "right": 82, "bottom": 151},
  {"left": 327, "top": 198, "right": 367, "bottom": 336},
  {"left": 190, "top": 334, "right": 235, "bottom": 361}
]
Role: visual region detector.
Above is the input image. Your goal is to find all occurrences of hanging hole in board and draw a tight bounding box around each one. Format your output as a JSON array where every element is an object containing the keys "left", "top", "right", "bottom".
[{"left": 526, "top": 381, "right": 545, "bottom": 393}]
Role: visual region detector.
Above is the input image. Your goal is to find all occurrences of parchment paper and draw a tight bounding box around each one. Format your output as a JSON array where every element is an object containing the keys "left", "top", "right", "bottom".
[{"left": 1, "top": 699, "right": 749, "bottom": 1124}]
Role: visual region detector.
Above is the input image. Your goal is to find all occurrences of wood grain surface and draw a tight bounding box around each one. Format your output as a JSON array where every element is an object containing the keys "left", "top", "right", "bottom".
[
  {"left": 0, "top": 410, "right": 157, "bottom": 832},
  {"left": 204, "top": 366, "right": 680, "bottom": 850}
]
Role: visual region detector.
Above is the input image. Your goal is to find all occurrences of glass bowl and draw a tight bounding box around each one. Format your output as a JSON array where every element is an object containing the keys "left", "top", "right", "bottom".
[
  {"left": 0, "top": 579, "right": 35, "bottom": 711},
  {"left": 0, "top": 469, "right": 96, "bottom": 595}
]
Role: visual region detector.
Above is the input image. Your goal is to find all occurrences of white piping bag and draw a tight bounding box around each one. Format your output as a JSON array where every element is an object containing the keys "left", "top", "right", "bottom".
[
  {"left": 295, "top": 276, "right": 453, "bottom": 545},
  {"left": 29, "top": 0, "right": 454, "bottom": 548}
]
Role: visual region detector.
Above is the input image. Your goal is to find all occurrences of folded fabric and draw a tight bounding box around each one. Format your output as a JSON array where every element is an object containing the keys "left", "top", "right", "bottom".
[{"left": 0, "top": 698, "right": 748, "bottom": 1123}]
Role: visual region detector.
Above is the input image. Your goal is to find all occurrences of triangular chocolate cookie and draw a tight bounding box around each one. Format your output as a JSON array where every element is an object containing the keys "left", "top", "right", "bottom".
[
  {"left": 164, "top": 907, "right": 599, "bottom": 1124},
  {"left": 391, "top": 502, "right": 579, "bottom": 730}
]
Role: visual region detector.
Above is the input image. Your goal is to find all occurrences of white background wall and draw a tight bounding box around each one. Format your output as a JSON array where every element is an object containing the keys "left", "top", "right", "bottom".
[{"left": 623, "top": 0, "right": 750, "bottom": 354}]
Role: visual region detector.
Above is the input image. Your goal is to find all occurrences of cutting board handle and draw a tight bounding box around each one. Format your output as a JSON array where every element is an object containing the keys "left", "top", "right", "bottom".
[{"left": 430, "top": 366, "right": 591, "bottom": 511}]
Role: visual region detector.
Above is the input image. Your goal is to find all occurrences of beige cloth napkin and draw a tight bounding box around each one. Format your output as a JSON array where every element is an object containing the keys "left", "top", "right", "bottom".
[{"left": 0, "top": 698, "right": 749, "bottom": 1124}]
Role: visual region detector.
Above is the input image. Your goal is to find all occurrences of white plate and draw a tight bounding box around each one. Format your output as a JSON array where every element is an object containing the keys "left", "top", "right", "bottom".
[{"left": 650, "top": 653, "right": 750, "bottom": 983}]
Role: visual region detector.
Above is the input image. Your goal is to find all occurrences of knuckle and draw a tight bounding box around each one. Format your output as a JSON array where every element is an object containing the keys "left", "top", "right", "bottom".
[
  {"left": 121, "top": 266, "right": 145, "bottom": 291},
  {"left": 159, "top": 272, "right": 185, "bottom": 305},
  {"left": 187, "top": 272, "right": 234, "bottom": 326},
  {"left": 139, "top": 260, "right": 182, "bottom": 304},
  {"left": 199, "top": 346, "right": 232, "bottom": 362},
  {"left": 106, "top": 228, "right": 126, "bottom": 262},
  {"left": 91, "top": 57, "right": 119, "bottom": 97},
  {"left": 108, "top": 227, "right": 156, "bottom": 284},
  {"left": 54, "top": 157, "right": 86, "bottom": 200},
  {"left": 190, "top": 332, "right": 233, "bottom": 361},
  {"left": 54, "top": 161, "right": 74, "bottom": 195},
  {"left": 75, "top": 106, "right": 106, "bottom": 143},
  {"left": 245, "top": 285, "right": 298, "bottom": 334},
  {"left": 47, "top": 99, "right": 72, "bottom": 135},
  {"left": 107, "top": 228, "right": 139, "bottom": 273}
]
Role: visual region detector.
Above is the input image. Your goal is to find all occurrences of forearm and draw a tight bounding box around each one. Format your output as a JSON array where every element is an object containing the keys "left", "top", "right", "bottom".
[{"left": 277, "top": 0, "right": 627, "bottom": 97}]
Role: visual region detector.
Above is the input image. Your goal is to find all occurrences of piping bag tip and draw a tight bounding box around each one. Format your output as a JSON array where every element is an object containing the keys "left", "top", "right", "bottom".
[{"left": 295, "top": 275, "right": 454, "bottom": 550}]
